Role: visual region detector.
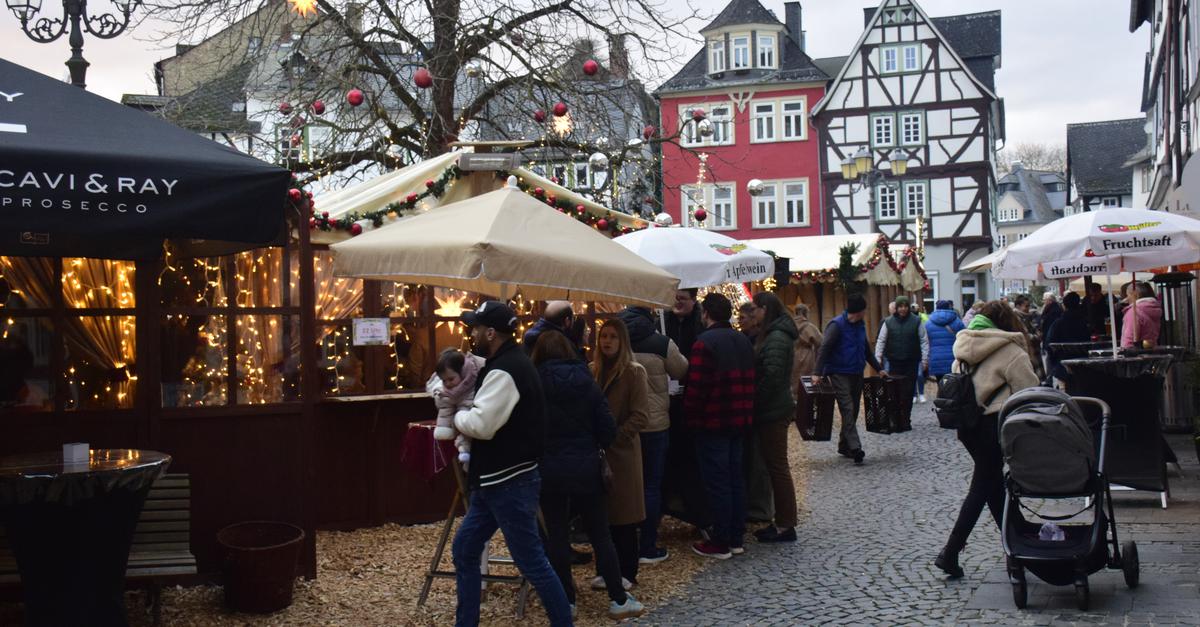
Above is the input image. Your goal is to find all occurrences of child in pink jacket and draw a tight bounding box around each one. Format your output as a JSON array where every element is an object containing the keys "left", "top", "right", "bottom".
[{"left": 1120, "top": 282, "right": 1163, "bottom": 348}]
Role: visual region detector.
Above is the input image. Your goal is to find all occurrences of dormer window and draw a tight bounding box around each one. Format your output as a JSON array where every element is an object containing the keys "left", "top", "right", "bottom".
[
  {"left": 732, "top": 36, "right": 750, "bottom": 69},
  {"left": 709, "top": 40, "right": 726, "bottom": 73},
  {"left": 757, "top": 34, "right": 776, "bottom": 68}
]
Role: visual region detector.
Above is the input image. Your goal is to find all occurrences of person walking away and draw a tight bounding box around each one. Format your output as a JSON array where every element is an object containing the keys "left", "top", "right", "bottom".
[
  {"left": 749, "top": 292, "right": 799, "bottom": 543},
  {"left": 663, "top": 289, "right": 711, "bottom": 531},
  {"left": 591, "top": 318, "right": 649, "bottom": 586},
  {"left": 532, "top": 331, "right": 644, "bottom": 619},
  {"left": 813, "top": 294, "right": 886, "bottom": 465},
  {"left": 875, "top": 296, "right": 929, "bottom": 404},
  {"left": 1044, "top": 292, "right": 1092, "bottom": 387},
  {"left": 934, "top": 301, "right": 1040, "bottom": 578},
  {"left": 616, "top": 306, "right": 688, "bottom": 565},
  {"left": 1121, "top": 281, "right": 1163, "bottom": 348},
  {"left": 790, "top": 303, "right": 823, "bottom": 398},
  {"left": 451, "top": 301, "right": 572, "bottom": 627},
  {"left": 523, "top": 300, "right": 578, "bottom": 356},
  {"left": 684, "top": 293, "right": 755, "bottom": 558},
  {"left": 925, "top": 300, "right": 965, "bottom": 394}
]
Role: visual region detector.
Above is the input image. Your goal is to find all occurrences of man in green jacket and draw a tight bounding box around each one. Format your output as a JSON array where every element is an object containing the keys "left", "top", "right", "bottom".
[{"left": 875, "top": 296, "right": 930, "bottom": 403}]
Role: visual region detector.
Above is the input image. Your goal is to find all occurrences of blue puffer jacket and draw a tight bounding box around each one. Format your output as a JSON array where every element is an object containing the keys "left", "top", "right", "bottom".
[
  {"left": 925, "top": 309, "right": 965, "bottom": 376},
  {"left": 537, "top": 359, "right": 615, "bottom": 494}
]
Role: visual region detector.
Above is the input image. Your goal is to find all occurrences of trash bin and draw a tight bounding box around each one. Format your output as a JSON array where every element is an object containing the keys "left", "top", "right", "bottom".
[
  {"left": 862, "top": 376, "right": 913, "bottom": 434},
  {"left": 217, "top": 521, "right": 305, "bottom": 614},
  {"left": 795, "top": 376, "right": 835, "bottom": 441},
  {"left": 1101, "top": 347, "right": 1196, "bottom": 434}
]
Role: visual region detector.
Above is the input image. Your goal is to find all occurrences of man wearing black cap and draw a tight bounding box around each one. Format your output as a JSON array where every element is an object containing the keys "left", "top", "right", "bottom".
[
  {"left": 813, "top": 294, "right": 886, "bottom": 464},
  {"left": 451, "top": 301, "right": 572, "bottom": 626}
]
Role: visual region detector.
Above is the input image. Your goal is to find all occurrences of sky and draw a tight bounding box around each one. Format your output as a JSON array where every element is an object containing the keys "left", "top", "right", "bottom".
[{"left": 0, "top": 0, "right": 1148, "bottom": 148}]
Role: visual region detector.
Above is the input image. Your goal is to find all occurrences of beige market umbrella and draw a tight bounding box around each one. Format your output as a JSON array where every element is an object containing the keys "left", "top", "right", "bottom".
[{"left": 330, "top": 182, "right": 680, "bottom": 306}]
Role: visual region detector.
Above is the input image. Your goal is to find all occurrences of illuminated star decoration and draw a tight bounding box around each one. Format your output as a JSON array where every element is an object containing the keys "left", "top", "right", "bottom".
[
  {"left": 289, "top": 0, "right": 317, "bottom": 17},
  {"left": 434, "top": 293, "right": 468, "bottom": 331}
]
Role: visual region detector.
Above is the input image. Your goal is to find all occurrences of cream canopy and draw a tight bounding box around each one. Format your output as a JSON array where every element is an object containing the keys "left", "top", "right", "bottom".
[
  {"left": 311, "top": 151, "right": 647, "bottom": 245},
  {"left": 745, "top": 234, "right": 925, "bottom": 290},
  {"left": 330, "top": 185, "right": 680, "bottom": 307}
]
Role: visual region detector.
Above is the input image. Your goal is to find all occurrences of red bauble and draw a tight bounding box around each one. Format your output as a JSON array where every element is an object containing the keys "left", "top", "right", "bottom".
[
  {"left": 414, "top": 67, "right": 433, "bottom": 89},
  {"left": 278, "top": 102, "right": 292, "bottom": 115},
  {"left": 424, "top": 179, "right": 435, "bottom": 188},
  {"left": 546, "top": 194, "right": 556, "bottom": 205},
  {"left": 582, "top": 59, "right": 599, "bottom": 76},
  {"left": 346, "top": 89, "right": 365, "bottom": 107},
  {"left": 693, "top": 208, "right": 708, "bottom": 222},
  {"left": 533, "top": 109, "right": 546, "bottom": 123},
  {"left": 321, "top": 211, "right": 329, "bottom": 219},
  {"left": 311, "top": 100, "right": 326, "bottom": 115},
  {"left": 350, "top": 223, "right": 363, "bottom": 236},
  {"left": 597, "top": 218, "right": 609, "bottom": 230},
  {"left": 288, "top": 188, "right": 302, "bottom": 202},
  {"left": 308, "top": 217, "right": 317, "bottom": 229},
  {"left": 533, "top": 187, "right": 545, "bottom": 197},
  {"left": 691, "top": 108, "right": 706, "bottom": 121},
  {"left": 306, "top": 191, "right": 313, "bottom": 199},
  {"left": 289, "top": 115, "right": 305, "bottom": 129},
  {"left": 406, "top": 192, "right": 419, "bottom": 204},
  {"left": 553, "top": 102, "right": 568, "bottom": 117},
  {"left": 575, "top": 204, "right": 585, "bottom": 214},
  {"left": 290, "top": 134, "right": 303, "bottom": 147},
  {"left": 642, "top": 125, "right": 656, "bottom": 140}
]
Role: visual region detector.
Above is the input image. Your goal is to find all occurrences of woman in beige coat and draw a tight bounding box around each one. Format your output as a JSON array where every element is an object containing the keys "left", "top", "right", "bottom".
[
  {"left": 790, "top": 303, "right": 824, "bottom": 397},
  {"left": 935, "top": 301, "right": 1040, "bottom": 579},
  {"left": 591, "top": 318, "right": 649, "bottom": 586}
]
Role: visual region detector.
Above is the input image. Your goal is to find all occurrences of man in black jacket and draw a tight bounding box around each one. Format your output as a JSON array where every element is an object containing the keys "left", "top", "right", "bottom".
[{"left": 451, "top": 301, "right": 572, "bottom": 627}]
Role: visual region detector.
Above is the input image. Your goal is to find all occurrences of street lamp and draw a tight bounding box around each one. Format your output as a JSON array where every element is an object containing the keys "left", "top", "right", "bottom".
[
  {"left": 5, "top": 0, "right": 139, "bottom": 89},
  {"left": 840, "top": 146, "right": 909, "bottom": 234}
]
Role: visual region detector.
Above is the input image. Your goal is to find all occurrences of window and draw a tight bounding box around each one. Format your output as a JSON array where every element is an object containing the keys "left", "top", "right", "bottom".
[
  {"left": 754, "top": 183, "right": 777, "bottom": 228},
  {"left": 757, "top": 35, "right": 775, "bottom": 68},
  {"left": 781, "top": 101, "right": 806, "bottom": 140},
  {"left": 710, "top": 106, "right": 733, "bottom": 145},
  {"left": 783, "top": 182, "right": 807, "bottom": 225},
  {"left": 881, "top": 47, "right": 898, "bottom": 73},
  {"left": 681, "top": 184, "right": 736, "bottom": 229},
  {"left": 876, "top": 184, "right": 899, "bottom": 220},
  {"left": 998, "top": 233, "right": 1008, "bottom": 247},
  {"left": 1018, "top": 233, "right": 1029, "bottom": 241},
  {"left": 247, "top": 36, "right": 262, "bottom": 57},
  {"left": 573, "top": 162, "right": 589, "bottom": 189},
  {"left": 900, "top": 111, "right": 924, "bottom": 145},
  {"left": 712, "top": 185, "right": 735, "bottom": 228},
  {"left": 871, "top": 114, "right": 894, "bottom": 147},
  {"left": 681, "top": 104, "right": 734, "bottom": 147},
  {"left": 903, "top": 181, "right": 928, "bottom": 218},
  {"left": 1141, "top": 166, "right": 1152, "bottom": 191},
  {"left": 709, "top": 40, "right": 726, "bottom": 73},
  {"left": 753, "top": 103, "right": 776, "bottom": 141},
  {"left": 681, "top": 186, "right": 703, "bottom": 224},
  {"left": 1102, "top": 197, "right": 1119, "bottom": 208},
  {"left": 732, "top": 36, "right": 750, "bottom": 69},
  {"left": 902, "top": 45, "right": 920, "bottom": 71}
]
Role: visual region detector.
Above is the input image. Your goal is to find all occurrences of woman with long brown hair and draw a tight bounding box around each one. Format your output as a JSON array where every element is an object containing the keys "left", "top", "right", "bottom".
[
  {"left": 750, "top": 291, "right": 799, "bottom": 542},
  {"left": 591, "top": 318, "right": 649, "bottom": 587}
]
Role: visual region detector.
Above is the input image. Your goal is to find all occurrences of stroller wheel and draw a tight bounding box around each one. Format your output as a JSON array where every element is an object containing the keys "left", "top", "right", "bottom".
[
  {"left": 1011, "top": 580, "right": 1028, "bottom": 609},
  {"left": 1075, "top": 581, "right": 1090, "bottom": 611},
  {"left": 1122, "top": 541, "right": 1140, "bottom": 589}
]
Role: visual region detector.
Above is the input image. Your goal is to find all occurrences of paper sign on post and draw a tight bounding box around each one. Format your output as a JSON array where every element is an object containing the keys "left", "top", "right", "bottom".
[{"left": 352, "top": 318, "right": 391, "bottom": 346}]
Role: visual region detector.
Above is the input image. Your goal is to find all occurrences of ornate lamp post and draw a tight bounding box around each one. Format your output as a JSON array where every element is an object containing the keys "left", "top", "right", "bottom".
[
  {"left": 5, "top": 0, "right": 139, "bottom": 89},
  {"left": 840, "top": 146, "right": 909, "bottom": 234}
]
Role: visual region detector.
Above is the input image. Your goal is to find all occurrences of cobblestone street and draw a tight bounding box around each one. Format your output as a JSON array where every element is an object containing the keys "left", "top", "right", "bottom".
[{"left": 647, "top": 408, "right": 1200, "bottom": 626}]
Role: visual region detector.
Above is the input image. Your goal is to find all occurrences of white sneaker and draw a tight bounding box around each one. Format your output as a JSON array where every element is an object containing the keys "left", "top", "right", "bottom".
[
  {"left": 919, "top": 394, "right": 927, "bottom": 403},
  {"left": 590, "top": 575, "right": 633, "bottom": 591}
]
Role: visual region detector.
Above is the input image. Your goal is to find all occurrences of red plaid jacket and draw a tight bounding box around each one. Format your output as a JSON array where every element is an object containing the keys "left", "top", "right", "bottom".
[{"left": 684, "top": 323, "right": 755, "bottom": 432}]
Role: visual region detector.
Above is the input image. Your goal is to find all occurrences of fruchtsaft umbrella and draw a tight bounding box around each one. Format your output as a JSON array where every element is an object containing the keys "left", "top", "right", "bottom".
[
  {"left": 613, "top": 226, "right": 774, "bottom": 288},
  {"left": 329, "top": 180, "right": 680, "bottom": 306},
  {"left": 0, "top": 58, "right": 290, "bottom": 259}
]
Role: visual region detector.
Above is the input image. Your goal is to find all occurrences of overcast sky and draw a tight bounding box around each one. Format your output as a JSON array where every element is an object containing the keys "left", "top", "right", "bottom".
[{"left": 1, "top": 0, "right": 1147, "bottom": 148}]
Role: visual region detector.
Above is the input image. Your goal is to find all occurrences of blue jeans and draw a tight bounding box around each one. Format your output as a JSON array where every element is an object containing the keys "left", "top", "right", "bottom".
[
  {"left": 638, "top": 430, "right": 669, "bottom": 555},
  {"left": 693, "top": 432, "right": 746, "bottom": 548},
  {"left": 451, "top": 471, "right": 572, "bottom": 627}
]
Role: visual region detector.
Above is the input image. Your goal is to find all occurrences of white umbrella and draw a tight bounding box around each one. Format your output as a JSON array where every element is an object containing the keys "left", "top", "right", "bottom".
[
  {"left": 994, "top": 208, "right": 1200, "bottom": 352},
  {"left": 612, "top": 227, "right": 775, "bottom": 289}
]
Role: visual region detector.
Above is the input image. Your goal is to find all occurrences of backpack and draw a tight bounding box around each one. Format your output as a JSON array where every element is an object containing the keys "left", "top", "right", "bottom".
[{"left": 933, "top": 360, "right": 1004, "bottom": 430}]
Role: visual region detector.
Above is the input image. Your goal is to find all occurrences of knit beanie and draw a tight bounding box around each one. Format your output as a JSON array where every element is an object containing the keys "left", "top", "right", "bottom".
[
  {"left": 894, "top": 295, "right": 910, "bottom": 307},
  {"left": 846, "top": 294, "right": 867, "bottom": 314},
  {"left": 935, "top": 299, "right": 953, "bottom": 310}
]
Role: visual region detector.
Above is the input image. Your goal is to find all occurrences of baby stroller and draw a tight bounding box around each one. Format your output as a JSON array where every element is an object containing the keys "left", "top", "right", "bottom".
[{"left": 998, "top": 387, "right": 1139, "bottom": 610}]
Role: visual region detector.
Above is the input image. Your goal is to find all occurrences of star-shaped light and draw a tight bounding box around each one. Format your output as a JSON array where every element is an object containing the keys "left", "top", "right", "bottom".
[{"left": 289, "top": 0, "right": 317, "bottom": 17}]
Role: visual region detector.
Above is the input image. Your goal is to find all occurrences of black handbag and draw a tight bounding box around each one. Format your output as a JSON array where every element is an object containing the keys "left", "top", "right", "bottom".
[{"left": 598, "top": 449, "right": 614, "bottom": 493}]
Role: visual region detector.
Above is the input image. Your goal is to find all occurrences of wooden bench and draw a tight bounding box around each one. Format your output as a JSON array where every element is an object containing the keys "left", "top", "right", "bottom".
[{"left": 0, "top": 473, "right": 198, "bottom": 626}]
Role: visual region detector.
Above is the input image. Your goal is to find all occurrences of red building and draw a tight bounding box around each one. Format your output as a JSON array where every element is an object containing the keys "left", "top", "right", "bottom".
[{"left": 656, "top": 0, "right": 838, "bottom": 238}]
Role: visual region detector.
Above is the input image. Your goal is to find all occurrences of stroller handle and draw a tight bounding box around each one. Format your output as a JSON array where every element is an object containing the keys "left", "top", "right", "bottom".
[{"left": 1070, "top": 396, "right": 1111, "bottom": 476}]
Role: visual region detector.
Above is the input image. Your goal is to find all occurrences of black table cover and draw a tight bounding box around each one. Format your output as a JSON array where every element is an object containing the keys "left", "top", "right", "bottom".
[{"left": 0, "top": 449, "right": 170, "bottom": 626}]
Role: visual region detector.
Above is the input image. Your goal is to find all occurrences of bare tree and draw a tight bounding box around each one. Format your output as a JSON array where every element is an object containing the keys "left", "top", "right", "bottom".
[
  {"left": 141, "top": 0, "right": 707, "bottom": 208},
  {"left": 997, "top": 142, "right": 1067, "bottom": 174}
]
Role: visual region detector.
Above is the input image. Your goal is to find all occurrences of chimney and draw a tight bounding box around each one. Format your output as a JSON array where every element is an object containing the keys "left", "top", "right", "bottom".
[
  {"left": 785, "top": 2, "right": 805, "bottom": 52},
  {"left": 608, "top": 33, "right": 630, "bottom": 79}
]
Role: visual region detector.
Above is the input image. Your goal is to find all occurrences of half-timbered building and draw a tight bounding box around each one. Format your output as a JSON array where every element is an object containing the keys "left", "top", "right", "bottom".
[{"left": 811, "top": 0, "right": 1003, "bottom": 305}]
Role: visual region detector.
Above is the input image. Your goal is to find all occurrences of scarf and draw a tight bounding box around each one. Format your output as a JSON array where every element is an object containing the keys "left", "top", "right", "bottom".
[{"left": 967, "top": 313, "right": 996, "bottom": 331}]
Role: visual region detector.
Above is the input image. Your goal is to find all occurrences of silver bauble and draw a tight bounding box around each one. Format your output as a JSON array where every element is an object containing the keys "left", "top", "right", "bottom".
[
  {"left": 654, "top": 212, "right": 674, "bottom": 226},
  {"left": 747, "top": 178, "right": 765, "bottom": 196},
  {"left": 627, "top": 137, "right": 643, "bottom": 148},
  {"left": 464, "top": 62, "right": 483, "bottom": 78},
  {"left": 588, "top": 152, "right": 609, "bottom": 171},
  {"left": 697, "top": 118, "right": 714, "bottom": 137},
  {"left": 595, "top": 137, "right": 609, "bottom": 149}
]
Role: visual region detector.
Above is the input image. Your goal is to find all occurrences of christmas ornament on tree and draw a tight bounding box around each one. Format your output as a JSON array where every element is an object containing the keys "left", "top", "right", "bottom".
[
  {"left": 575, "top": 204, "right": 586, "bottom": 215},
  {"left": 405, "top": 193, "right": 418, "bottom": 204},
  {"left": 747, "top": 179, "right": 765, "bottom": 196},
  {"left": 533, "top": 109, "right": 546, "bottom": 123},
  {"left": 691, "top": 108, "right": 707, "bottom": 121},
  {"left": 597, "top": 218, "right": 609, "bottom": 230},
  {"left": 582, "top": 59, "right": 599, "bottom": 75},
  {"left": 309, "top": 217, "right": 317, "bottom": 229},
  {"left": 553, "top": 102, "right": 569, "bottom": 117},
  {"left": 414, "top": 67, "right": 433, "bottom": 89},
  {"left": 311, "top": 100, "right": 325, "bottom": 115},
  {"left": 350, "top": 223, "right": 363, "bottom": 236},
  {"left": 346, "top": 89, "right": 364, "bottom": 107},
  {"left": 424, "top": 179, "right": 435, "bottom": 188},
  {"left": 643, "top": 125, "right": 656, "bottom": 140},
  {"left": 288, "top": 188, "right": 303, "bottom": 202},
  {"left": 697, "top": 118, "right": 714, "bottom": 137},
  {"left": 693, "top": 208, "right": 708, "bottom": 222},
  {"left": 465, "top": 63, "right": 483, "bottom": 78},
  {"left": 588, "top": 152, "right": 609, "bottom": 171},
  {"left": 627, "top": 138, "right": 643, "bottom": 148},
  {"left": 595, "top": 136, "right": 609, "bottom": 148},
  {"left": 654, "top": 212, "right": 673, "bottom": 226},
  {"left": 278, "top": 102, "right": 293, "bottom": 115},
  {"left": 533, "top": 187, "right": 545, "bottom": 197}
]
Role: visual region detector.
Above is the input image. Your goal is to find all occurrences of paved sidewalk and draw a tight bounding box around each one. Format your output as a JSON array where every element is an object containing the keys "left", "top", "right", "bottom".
[{"left": 646, "top": 407, "right": 1200, "bottom": 626}]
